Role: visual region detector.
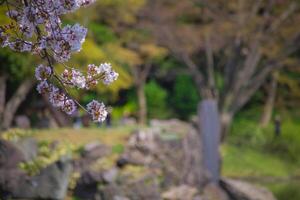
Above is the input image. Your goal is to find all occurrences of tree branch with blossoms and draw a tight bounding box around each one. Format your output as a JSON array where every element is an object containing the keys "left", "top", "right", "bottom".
[{"left": 0, "top": 0, "right": 119, "bottom": 122}]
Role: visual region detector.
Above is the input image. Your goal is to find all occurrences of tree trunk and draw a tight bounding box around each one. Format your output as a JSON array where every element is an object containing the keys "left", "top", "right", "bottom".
[
  {"left": 260, "top": 73, "right": 278, "bottom": 127},
  {"left": 220, "top": 111, "right": 233, "bottom": 142},
  {"left": 0, "top": 75, "right": 7, "bottom": 123},
  {"left": 137, "top": 82, "right": 147, "bottom": 125},
  {"left": 2, "top": 79, "right": 34, "bottom": 129}
]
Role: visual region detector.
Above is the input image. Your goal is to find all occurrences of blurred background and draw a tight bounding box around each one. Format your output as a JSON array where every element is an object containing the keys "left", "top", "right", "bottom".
[{"left": 0, "top": 0, "right": 300, "bottom": 200}]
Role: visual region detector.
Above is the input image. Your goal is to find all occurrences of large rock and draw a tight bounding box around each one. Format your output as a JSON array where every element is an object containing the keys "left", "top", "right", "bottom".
[
  {"left": 120, "top": 126, "right": 207, "bottom": 188},
  {"left": 0, "top": 169, "right": 28, "bottom": 199},
  {"left": 0, "top": 139, "right": 27, "bottom": 199},
  {"left": 15, "top": 138, "right": 38, "bottom": 161},
  {"left": 162, "top": 185, "right": 198, "bottom": 200},
  {"left": 101, "top": 178, "right": 161, "bottom": 200},
  {"left": 73, "top": 142, "right": 111, "bottom": 173},
  {"left": 0, "top": 139, "right": 25, "bottom": 169},
  {"left": 82, "top": 142, "right": 111, "bottom": 159},
  {"left": 73, "top": 170, "right": 103, "bottom": 200},
  {"left": 113, "top": 196, "right": 130, "bottom": 200},
  {"left": 220, "top": 178, "right": 276, "bottom": 200},
  {"left": 73, "top": 168, "right": 118, "bottom": 199},
  {"left": 202, "top": 183, "right": 229, "bottom": 200},
  {"left": 0, "top": 139, "right": 72, "bottom": 200},
  {"left": 118, "top": 125, "right": 207, "bottom": 198},
  {"left": 74, "top": 167, "right": 161, "bottom": 200},
  {"left": 10, "top": 157, "right": 72, "bottom": 200},
  {"left": 150, "top": 119, "right": 192, "bottom": 136}
]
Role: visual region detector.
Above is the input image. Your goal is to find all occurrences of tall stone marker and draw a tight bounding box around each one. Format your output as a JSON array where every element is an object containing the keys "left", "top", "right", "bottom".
[{"left": 198, "top": 99, "right": 221, "bottom": 183}]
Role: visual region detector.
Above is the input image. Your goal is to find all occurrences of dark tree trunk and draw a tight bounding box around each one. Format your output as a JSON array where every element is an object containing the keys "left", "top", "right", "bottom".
[
  {"left": 133, "top": 63, "right": 151, "bottom": 125},
  {"left": 2, "top": 79, "right": 34, "bottom": 129},
  {"left": 220, "top": 111, "right": 233, "bottom": 142},
  {"left": 0, "top": 75, "right": 7, "bottom": 123},
  {"left": 260, "top": 73, "right": 278, "bottom": 127},
  {"left": 137, "top": 82, "right": 147, "bottom": 125}
]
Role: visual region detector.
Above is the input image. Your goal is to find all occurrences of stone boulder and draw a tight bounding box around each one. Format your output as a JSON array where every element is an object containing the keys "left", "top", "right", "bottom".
[
  {"left": 202, "top": 183, "right": 229, "bottom": 200},
  {"left": 0, "top": 139, "right": 25, "bottom": 169},
  {"left": 15, "top": 138, "right": 38, "bottom": 161},
  {"left": 118, "top": 125, "right": 207, "bottom": 189},
  {"left": 162, "top": 185, "right": 198, "bottom": 200},
  {"left": 113, "top": 196, "right": 130, "bottom": 200},
  {"left": 73, "top": 170, "right": 103, "bottom": 200},
  {"left": 82, "top": 142, "right": 111, "bottom": 160},
  {"left": 0, "top": 139, "right": 72, "bottom": 200},
  {"left": 73, "top": 142, "right": 111, "bottom": 173},
  {"left": 220, "top": 178, "right": 276, "bottom": 200},
  {"left": 150, "top": 119, "right": 192, "bottom": 136},
  {"left": 8, "top": 157, "right": 72, "bottom": 200},
  {"left": 100, "top": 178, "right": 161, "bottom": 200},
  {"left": 73, "top": 167, "right": 119, "bottom": 199}
]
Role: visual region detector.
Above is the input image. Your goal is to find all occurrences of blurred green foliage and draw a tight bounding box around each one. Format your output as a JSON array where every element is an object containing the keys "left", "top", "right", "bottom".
[
  {"left": 112, "top": 101, "right": 138, "bottom": 120},
  {"left": 171, "top": 75, "right": 199, "bottom": 120},
  {"left": 230, "top": 119, "right": 300, "bottom": 166},
  {"left": 1, "top": 128, "right": 35, "bottom": 140},
  {"left": 225, "top": 118, "right": 300, "bottom": 200},
  {"left": 0, "top": 49, "right": 34, "bottom": 81},
  {"left": 268, "top": 181, "right": 300, "bottom": 200},
  {"left": 112, "top": 143, "right": 125, "bottom": 154},
  {"left": 264, "top": 123, "right": 300, "bottom": 164},
  {"left": 145, "top": 80, "right": 170, "bottom": 119},
  {"left": 0, "top": 6, "right": 38, "bottom": 81},
  {"left": 222, "top": 144, "right": 294, "bottom": 178},
  {"left": 89, "top": 23, "right": 117, "bottom": 45}
]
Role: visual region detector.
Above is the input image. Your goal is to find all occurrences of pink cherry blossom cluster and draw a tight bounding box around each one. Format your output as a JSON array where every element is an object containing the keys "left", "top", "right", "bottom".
[
  {"left": 61, "top": 68, "right": 87, "bottom": 89},
  {"left": 36, "top": 80, "right": 77, "bottom": 115},
  {"left": 0, "top": 0, "right": 118, "bottom": 122},
  {"left": 87, "top": 100, "right": 108, "bottom": 122},
  {"left": 3, "top": 0, "right": 94, "bottom": 56},
  {"left": 61, "top": 63, "right": 119, "bottom": 89}
]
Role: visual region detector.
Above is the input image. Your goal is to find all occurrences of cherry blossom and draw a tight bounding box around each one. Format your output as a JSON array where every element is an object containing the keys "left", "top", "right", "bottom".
[
  {"left": 0, "top": 31, "right": 9, "bottom": 47},
  {"left": 62, "top": 99, "right": 77, "bottom": 115},
  {"left": 1, "top": 0, "right": 118, "bottom": 122},
  {"left": 36, "top": 81, "right": 52, "bottom": 94},
  {"left": 87, "top": 100, "right": 108, "bottom": 122},
  {"left": 98, "top": 63, "right": 119, "bottom": 85},
  {"left": 49, "top": 87, "right": 66, "bottom": 108},
  {"left": 35, "top": 64, "right": 52, "bottom": 81}
]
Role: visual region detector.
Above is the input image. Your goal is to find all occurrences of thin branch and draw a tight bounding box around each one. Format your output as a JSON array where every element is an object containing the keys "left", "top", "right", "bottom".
[
  {"left": 233, "top": 62, "right": 282, "bottom": 113},
  {"left": 268, "top": 2, "right": 298, "bottom": 34},
  {"left": 204, "top": 33, "right": 215, "bottom": 89}
]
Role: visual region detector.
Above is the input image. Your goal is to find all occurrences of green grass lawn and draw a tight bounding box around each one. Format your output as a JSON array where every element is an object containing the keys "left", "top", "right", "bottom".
[
  {"left": 33, "top": 126, "right": 134, "bottom": 147},
  {"left": 225, "top": 120, "right": 300, "bottom": 200},
  {"left": 221, "top": 144, "right": 297, "bottom": 178},
  {"left": 221, "top": 144, "right": 300, "bottom": 200}
]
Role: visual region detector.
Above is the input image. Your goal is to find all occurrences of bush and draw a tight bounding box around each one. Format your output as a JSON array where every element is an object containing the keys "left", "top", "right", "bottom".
[
  {"left": 264, "top": 122, "right": 300, "bottom": 164},
  {"left": 145, "top": 80, "right": 170, "bottom": 119},
  {"left": 230, "top": 119, "right": 267, "bottom": 147},
  {"left": 230, "top": 119, "right": 300, "bottom": 165},
  {"left": 89, "top": 23, "right": 117, "bottom": 44},
  {"left": 171, "top": 75, "right": 199, "bottom": 120},
  {"left": 268, "top": 181, "right": 300, "bottom": 200}
]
